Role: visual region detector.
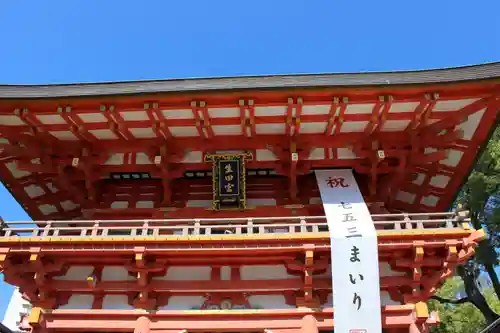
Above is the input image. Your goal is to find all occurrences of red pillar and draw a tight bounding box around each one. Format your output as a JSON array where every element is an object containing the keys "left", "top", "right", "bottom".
[
  {"left": 301, "top": 314, "right": 319, "bottom": 333},
  {"left": 134, "top": 316, "right": 151, "bottom": 333},
  {"left": 409, "top": 322, "right": 429, "bottom": 333}
]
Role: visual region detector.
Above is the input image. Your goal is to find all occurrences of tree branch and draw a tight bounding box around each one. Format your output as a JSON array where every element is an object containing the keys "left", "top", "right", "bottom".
[{"left": 431, "top": 295, "right": 470, "bottom": 304}]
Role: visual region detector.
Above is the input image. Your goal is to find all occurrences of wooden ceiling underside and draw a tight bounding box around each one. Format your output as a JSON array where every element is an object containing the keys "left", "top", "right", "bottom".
[{"left": 0, "top": 80, "right": 499, "bottom": 220}]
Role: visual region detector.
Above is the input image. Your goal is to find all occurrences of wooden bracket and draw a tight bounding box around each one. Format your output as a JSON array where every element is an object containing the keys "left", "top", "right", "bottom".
[
  {"left": 0, "top": 247, "right": 10, "bottom": 269},
  {"left": 295, "top": 293, "right": 321, "bottom": 308},
  {"left": 305, "top": 249, "right": 314, "bottom": 267},
  {"left": 33, "top": 271, "right": 46, "bottom": 287},
  {"left": 134, "top": 246, "right": 146, "bottom": 268},
  {"left": 413, "top": 241, "right": 425, "bottom": 263},
  {"left": 413, "top": 267, "right": 422, "bottom": 282},
  {"left": 415, "top": 302, "right": 430, "bottom": 323},
  {"left": 133, "top": 291, "right": 157, "bottom": 310},
  {"left": 28, "top": 307, "right": 44, "bottom": 327},
  {"left": 135, "top": 253, "right": 145, "bottom": 268},
  {"left": 303, "top": 251, "right": 314, "bottom": 302},
  {"left": 445, "top": 240, "right": 458, "bottom": 262}
]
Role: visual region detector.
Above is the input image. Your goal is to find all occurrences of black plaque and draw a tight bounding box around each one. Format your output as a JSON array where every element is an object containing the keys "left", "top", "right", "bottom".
[
  {"left": 218, "top": 160, "right": 240, "bottom": 196},
  {"left": 205, "top": 153, "right": 252, "bottom": 210}
]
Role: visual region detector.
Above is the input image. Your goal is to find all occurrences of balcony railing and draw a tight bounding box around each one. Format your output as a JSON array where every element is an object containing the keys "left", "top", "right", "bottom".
[{"left": 0, "top": 211, "right": 470, "bottom": 239}]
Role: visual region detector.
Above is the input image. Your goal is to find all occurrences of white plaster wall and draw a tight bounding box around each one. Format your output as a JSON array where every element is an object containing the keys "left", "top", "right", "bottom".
[
  {"left": 53, "top": 291, "right": 401, "bottom": 311},
  {"left": 429, "top": 175, "right": 451, "bottom": 189},
  {"left": 54, "top": 266, "right": 94, "bottom": 280},
  {"left": 186, "top": 200, "right": 212, "bottom": 208},
  {"left": 153, "top": 266, "right": 211, "bottom": 281},
  {"left": 54, "top": 266, "right": 138, "bottom": 281},
  {"left": 456, "top": 107, "right": 484, "bottom": 140},
  {"left": 440, "top": 149, "right": 463, "bottom": 167},
  {"left": 102, "top": 267, "right": 136, "bottom": 281},
  {"left": 240, "top": 263, "right": 405, "bottom": 281},
  {"left": 2, "top": 288, "right": 31, "bottom": 332},
  {"left": 58, "top": 294, "right": 93, "bottom": 310},
  {"left": 255, "top": 149, "right": 278, "bottom": 161},
  {"left": 380, "top": 291, "right": 401, "bottom": 306},
  {"left": 240, "top": 265, "right": 299, "bottom": 280},
  {"left": 56, "top": 294, "right": 135, "bottom": 310},
  {"left": 246, "top": 199, "right": 277, "bottom": 206},
  {"left": 315, "top": 263, "right": 405, "bottom": 278},
  {"left": 159, "top": 296, "right": 205, "bottom": 310},
  {"left": 247, "top": 295, "right": 294, "bottom": 309},
  {"left": 379, "top": 262, "right": 407, "bottom": 277},
  {"left": 221, "top": 266, "right": 231, "bottom": 280},
  {"left": 102, "top": 295, "right": 134, "bottom": 310}
]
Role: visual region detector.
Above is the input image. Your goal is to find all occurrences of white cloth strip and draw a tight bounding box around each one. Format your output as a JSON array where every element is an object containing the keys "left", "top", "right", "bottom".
[{"left": 315, "top": 169, "right": 382, "bottom": 333}]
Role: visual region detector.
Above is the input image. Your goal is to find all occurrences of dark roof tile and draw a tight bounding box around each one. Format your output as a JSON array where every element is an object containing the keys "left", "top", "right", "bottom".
[{"left": 1, "top": 62, "right": 500, "bottom": 99}]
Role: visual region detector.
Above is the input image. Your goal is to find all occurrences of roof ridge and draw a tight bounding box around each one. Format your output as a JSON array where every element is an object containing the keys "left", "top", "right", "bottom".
[
  {"left": 1, "top": 61, "right": 500, "bottom": 88},
  {"left": 0, "top": 62, "right": 499, "bottom": 99}
]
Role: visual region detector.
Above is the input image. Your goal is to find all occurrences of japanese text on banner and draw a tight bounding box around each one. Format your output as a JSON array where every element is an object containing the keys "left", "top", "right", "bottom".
[{"left": 315, "top": 169, "right": 382, "bottom": 333}]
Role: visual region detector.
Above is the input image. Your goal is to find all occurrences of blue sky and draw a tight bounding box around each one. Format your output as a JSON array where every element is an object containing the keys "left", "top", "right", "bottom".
[{"left": 0, "top": 0, "right": 499, "bottom": 318}]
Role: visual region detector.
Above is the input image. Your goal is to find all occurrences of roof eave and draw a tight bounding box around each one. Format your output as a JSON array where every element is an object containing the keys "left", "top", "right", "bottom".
[{"left": 0, "top": 62, "right": 500, "bottom": 99}]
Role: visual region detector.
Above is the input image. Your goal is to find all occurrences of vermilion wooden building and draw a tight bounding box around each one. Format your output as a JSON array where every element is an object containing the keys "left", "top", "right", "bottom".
[{"left": 0, "top": 63, "right": 499, "bottom": 333}]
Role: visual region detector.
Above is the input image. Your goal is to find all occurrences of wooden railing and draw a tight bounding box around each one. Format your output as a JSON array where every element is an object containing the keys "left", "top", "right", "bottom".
[{"left": 0, "top": 211, "right": 470, "bottom": 239}]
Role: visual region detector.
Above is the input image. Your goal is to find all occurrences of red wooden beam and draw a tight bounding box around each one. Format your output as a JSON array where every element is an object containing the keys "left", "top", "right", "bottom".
[
  {"left": 38, "top": 275, "right": 414, "bottom": 293},
  {"left": 28, "top": 305, "right": 432, "bottom": 331},
  {"left": 0, "top": 81, "right": 494, "bottom": 115},
  {"left": 405, "top": 95, "right": 436, "bottom": 132},
  {"left": 419, "top": 97, "right": 491, "bottom": 137},
  {"left": 435, "top": 100, "right": 500, "bottom": 211},
  {"left": 102, "top": 104, "right": 135, "bottom": 141}
]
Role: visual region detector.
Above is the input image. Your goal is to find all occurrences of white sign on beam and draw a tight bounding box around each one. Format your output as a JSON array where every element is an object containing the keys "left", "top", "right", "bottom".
[{"left": 315, "top": 169, "right": 382, "bottom": 333}]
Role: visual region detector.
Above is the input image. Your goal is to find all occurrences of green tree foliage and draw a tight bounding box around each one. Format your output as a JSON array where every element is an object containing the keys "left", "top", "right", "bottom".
[
  {"left": 456, "top": 125, "right": 500, "bottom": 299},
  {"left": 429, "top": 278, "right": 500, "bottom": 333},
  {"left": 430, "top": 125, "right": 500, "bottom": 331}
]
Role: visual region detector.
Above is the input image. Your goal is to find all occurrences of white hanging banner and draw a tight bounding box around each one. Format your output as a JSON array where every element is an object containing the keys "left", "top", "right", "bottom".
[{"left": 315, "top": 169, "right": 382, "bottom": 333}]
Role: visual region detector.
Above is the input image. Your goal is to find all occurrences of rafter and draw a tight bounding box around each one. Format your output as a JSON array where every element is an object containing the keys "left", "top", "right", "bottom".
[
  {"left": 325, "top": 97, "right": 341, "bottom": 136},
  {"left": 419, "top": 97, "right": 492, "bottom": 137},
  {"left": 365, "top": 95, "right": 393, "bottom": 135},
  {"left": 285, "top": 97, "right": 303, "bottom": 137},
  {"left": 57, "top": 106, "right": 95, "bottom": 142},
  {"left": 100, "top": 104, "right": 135, "bottom": 141},
  {"left": 405, "top": 94, "right": 436, "bottom": 132},
  {"left": 4, "top": 131, "right": 462, "bottom": 163},
  {"left": 191, "top": 100, "right": 213, "bottom": 139},
  {"left": 7, "top": 144, "right": 464, "bottom": 208},
  {"left": 55, "top": 164, "right": 87, "bottom": 209},
  {"left": 239, "top": 99, "right": 255, "bottom": 138},
  {"left": 150, "top": 145, "right": 172, "bottom": 204},
  {"left": 145, "top": 102, "right": 171, "bottom": 140},
  {"left": 0, "top": 87, "right": 497, "bottom": 221}
]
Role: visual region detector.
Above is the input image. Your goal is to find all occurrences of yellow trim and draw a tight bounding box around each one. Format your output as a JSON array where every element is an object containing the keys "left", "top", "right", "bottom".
[
  {"left": 476, "top": 228, "right": 487, "bottom": 240},
  {"left": 28, "top": 307, "right": 43, "bottom": 325},
  {"left": 181, "top": 309, "right": 267, "bottom": 314},
  {"left": 415, "top": 302, "right": 429, "bottom": 319},
  {"left": 377, "top": 229, "right": 472, "bottom": 237},
  {"left": 0, "top": 229, "right": 474, "bottom": 244}
]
